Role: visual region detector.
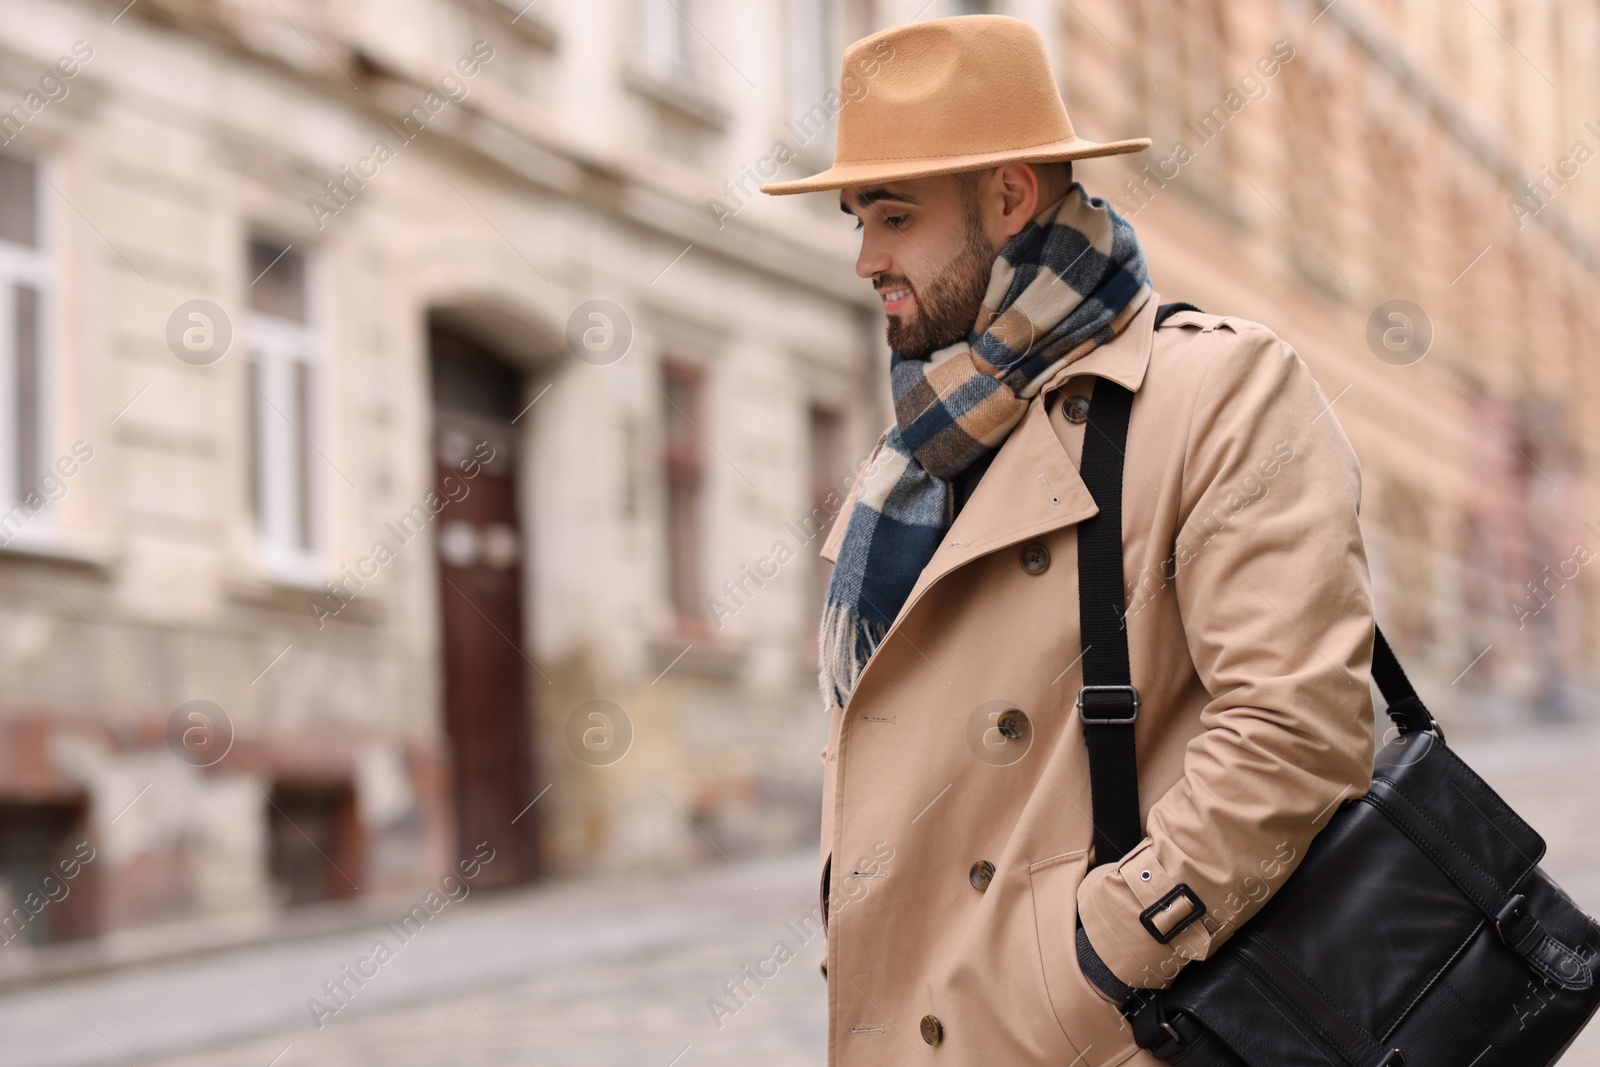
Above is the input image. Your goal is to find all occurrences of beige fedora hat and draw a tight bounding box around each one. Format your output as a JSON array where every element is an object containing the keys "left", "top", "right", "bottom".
[{"left": 761, "top": 15, "right": 1149, "bottom": 196}]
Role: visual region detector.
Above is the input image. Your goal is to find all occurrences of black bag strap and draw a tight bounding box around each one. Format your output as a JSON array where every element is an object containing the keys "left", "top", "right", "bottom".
[
  {"left": 1076, "top": 302, "right": 1198, "bottom": 869},
  {"left": 1077, "top": 372, "right": 1140, "bottom": 870},
  {"left": 1077, "top": 302, "right": 1441, "bottom": 871},
  {"left": 1371, "top": 627, "right": 1444, "bottom": 739},
  {"left": 1153, "top": 301, "right": 1204, "bottom": 322}
]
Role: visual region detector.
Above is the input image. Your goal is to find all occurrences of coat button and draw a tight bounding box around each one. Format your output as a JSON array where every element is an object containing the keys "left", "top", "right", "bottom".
[
  {"left": 969, "top": 860, "right": 996, "bottom": 891},
  {"left": 1062, "top": 394, "right": 1091, "bottom": 423},
  {"left": 1019, "top": 543, "right": 1050, "bottom": 574},
  {"left": 996, "top": 709, "right": 1029, "bottom": 740},
  {"left": 920, "top": 1014, "right": 944, "bottom": 1045}
]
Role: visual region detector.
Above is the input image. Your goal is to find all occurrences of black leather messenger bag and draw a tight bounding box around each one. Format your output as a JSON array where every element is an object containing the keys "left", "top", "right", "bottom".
[{"left": 1070, "top": 303, "right": 1600, "bottom": 1067}]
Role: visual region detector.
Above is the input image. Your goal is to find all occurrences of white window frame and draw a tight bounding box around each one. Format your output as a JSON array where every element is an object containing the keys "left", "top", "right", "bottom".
[
  {"left": 246, "top": 251, "right": 325, "bottom": 586},
  {"left": 787, "top": 0, "right": 833, "bottom": 112},
  {"left": 0, "top": 153, "right": 52, "bottom": 545},
  {"left": 641, "top": 0, "right": 694, "bottom": 83}
]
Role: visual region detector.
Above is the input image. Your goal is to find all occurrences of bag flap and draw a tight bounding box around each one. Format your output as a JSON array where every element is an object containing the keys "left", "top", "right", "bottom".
[{"left": 1372, "top": 731, "right": 1546, "bottom": 905}]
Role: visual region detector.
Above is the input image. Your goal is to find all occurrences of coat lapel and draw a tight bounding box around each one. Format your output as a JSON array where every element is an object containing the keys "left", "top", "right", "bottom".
[{"left": 900, "top": 392, "right": 1098, "bottom": 601}]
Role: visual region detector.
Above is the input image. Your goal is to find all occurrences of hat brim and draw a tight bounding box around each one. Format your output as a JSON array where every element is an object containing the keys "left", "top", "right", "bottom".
[{"left": 759, "top": 135, "right": 1152, "bottom": 195}]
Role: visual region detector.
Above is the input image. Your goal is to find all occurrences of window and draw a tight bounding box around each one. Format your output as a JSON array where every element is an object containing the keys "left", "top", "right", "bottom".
[
  {"left": 661, "top": 361, "right": 705, "bottom": 622},
  {"left": 0, "top": 152, "right": 45, "bottom": 531},
  {"left": 788, "top": 0, "right": 833, "bottom": 111},
  {"left": 246, "top": 236, "right": 322, "bottom": 580},
  {"left": 0, "top": 800, "right": 97, "bottom": 944},
  {"left": 641, "top": 0, "right": 694, "bottom": 82},
  {"left": 267, "top": 781, "right": 359, "bottom": 906}
]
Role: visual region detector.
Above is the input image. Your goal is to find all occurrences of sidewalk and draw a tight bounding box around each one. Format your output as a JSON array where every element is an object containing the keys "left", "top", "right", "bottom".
[
  {"left": 4, "top": 722, "right": 1599, "bottom": 1067},
  {"left": 2, "top": 849, "right": 826, "bottom": 1067}
]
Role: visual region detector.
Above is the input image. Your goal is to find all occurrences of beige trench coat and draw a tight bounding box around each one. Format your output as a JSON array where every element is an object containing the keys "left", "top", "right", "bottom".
[{"left": 815, "top": 295, "right": 1376, "bottom": 1066}]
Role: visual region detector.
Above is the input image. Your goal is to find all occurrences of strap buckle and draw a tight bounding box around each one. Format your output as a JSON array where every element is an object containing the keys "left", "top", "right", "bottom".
[
  {"left": 1125, "top": 995, "right": 1194, "bottom": 1058},
  {"left": 1139, "top": 882, "right": 1206, "bottom": 944},
  {"left": 1495, "top": 893, "right": 1529, "bottom": 945},
  {"left": 1078, "top": 684, "right": 1140, "bottom": 724}
]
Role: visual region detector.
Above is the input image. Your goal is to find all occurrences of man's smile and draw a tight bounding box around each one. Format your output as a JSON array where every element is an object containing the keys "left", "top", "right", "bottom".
[{"left": 877, "top": 284, "right": 914, "bottom": 314}]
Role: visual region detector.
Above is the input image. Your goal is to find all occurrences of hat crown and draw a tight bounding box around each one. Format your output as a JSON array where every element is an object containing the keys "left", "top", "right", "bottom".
[
  {"left": 836, "top": 16, "right": 1076, "bottom": 167},
  {"left": 760, "top": 13, "right": 1147, "bottom": 195}
]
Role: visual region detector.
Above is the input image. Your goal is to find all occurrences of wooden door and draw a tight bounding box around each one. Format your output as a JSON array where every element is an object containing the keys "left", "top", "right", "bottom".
[{"left": 432, "top": 330, "right": 538, "bottom": 886}]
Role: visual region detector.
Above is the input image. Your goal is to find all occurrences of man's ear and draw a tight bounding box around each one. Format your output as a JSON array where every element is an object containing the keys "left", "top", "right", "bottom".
[{"left": 995, "top": 163, "right": 1042, "bottom": 240}]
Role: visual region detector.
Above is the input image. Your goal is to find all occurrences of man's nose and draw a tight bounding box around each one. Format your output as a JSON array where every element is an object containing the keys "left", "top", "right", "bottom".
[{"left": 855, "top": 233, "right": 890, "bottom": 280}]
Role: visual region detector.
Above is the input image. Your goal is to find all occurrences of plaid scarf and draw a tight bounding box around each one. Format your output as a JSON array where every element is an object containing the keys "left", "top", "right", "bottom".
[{"left": 819, "top": 182, "right": 1152, "bottom": 711}]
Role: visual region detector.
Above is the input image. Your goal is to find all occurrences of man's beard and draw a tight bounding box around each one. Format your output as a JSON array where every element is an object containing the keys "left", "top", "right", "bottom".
[{"left": 881, "top": 209, "right": 995, "bottom": 361}]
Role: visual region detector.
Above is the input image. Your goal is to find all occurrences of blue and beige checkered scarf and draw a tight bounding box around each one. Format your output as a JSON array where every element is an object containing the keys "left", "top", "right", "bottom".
[{"left": 819, "top": 182, "right": 1151, "bottom": 711}]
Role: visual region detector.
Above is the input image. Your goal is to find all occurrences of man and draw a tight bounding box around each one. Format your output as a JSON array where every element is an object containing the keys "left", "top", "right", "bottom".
[{"left": 761, "top": 15, "right": 1374, "bottom": 1067}]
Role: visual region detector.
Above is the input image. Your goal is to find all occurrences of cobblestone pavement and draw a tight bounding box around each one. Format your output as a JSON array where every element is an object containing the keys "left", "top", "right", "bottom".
[
  {"left": 1, "top": 848, "right": 827, "bottom": 1067},
  {"left": 5, "top": 723, "right": 1600, "bottom": 1067}
]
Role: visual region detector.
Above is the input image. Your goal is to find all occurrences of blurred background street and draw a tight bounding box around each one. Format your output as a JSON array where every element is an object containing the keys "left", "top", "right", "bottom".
[
  {"left": 1, "top": 0, "right": 1599, "bottom": 1062},
  {"left": 3, "top": 848, "right": 828, "bottom": 1067}
]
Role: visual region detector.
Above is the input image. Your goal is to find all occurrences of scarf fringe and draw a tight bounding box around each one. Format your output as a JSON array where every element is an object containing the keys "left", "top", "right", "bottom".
[{"left": 818, "top": 601, "right": 888, "bottom": 712}]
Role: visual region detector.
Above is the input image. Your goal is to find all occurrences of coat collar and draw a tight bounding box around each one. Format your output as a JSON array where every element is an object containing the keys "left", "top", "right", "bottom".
[{"left": 1034, "top": 287, "right": 1156, "bottom": 397}]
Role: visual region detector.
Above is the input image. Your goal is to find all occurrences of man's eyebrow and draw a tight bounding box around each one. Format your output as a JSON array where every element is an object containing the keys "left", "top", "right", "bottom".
[{"left": 840, "top": 187, "right": 923, "bottom": 214}]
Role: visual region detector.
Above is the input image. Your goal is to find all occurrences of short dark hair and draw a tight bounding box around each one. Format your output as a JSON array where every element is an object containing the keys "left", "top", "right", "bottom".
[
  {"left": 1034, "top": 160, "right": 1075, "bottom": 196},
  {"left": 956, "top": 160, "right": 1075, "bottom": 201}
]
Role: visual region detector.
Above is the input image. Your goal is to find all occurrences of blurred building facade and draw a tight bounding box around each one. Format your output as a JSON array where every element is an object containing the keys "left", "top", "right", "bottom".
[
  {"left": 0, "top": 0, "right": 1595, "bottom": 945},
  {"left": 1057, "top": 0, "right": 1600, "bottom": 726}
]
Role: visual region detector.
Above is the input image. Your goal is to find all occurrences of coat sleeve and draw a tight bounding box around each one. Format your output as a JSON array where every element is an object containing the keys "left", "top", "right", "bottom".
[{"left": 1075, "top": 321, "right": 1376, "bottom": 990}]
